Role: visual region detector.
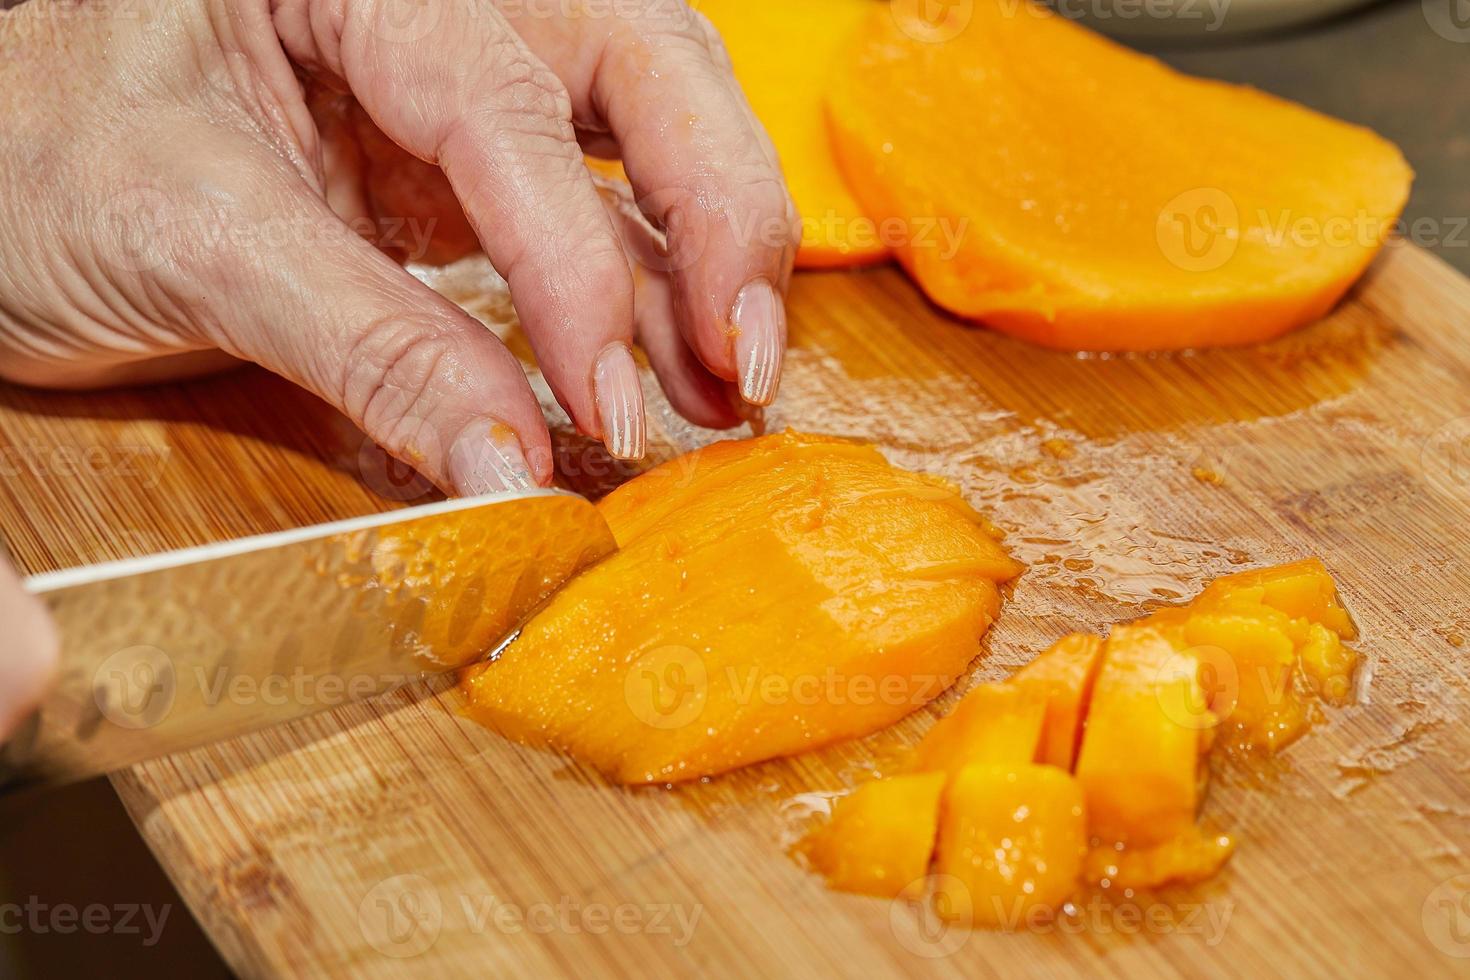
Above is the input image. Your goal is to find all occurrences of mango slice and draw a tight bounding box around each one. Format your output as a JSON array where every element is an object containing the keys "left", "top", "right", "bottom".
[
  {"left": 825, "top": 0, "right": 1412, "bottom": 351},
  {"left": 1074, "top": 626, "right": 1210, "bottom": 848},
  {"left": 463, "top": 431, "right": 1022, "bottom": 784},
  {"left": 911, "top": 683, "right": 1045, "bottom": 777},
  {"left": 1010, "top": 633, "right": 1105, "bottom": 771},
  {"left": 1084, "top": 825, "right": 1236, "bottom": 891},
  {"left": 804, "top": 772, "right": 947, "bottom": 898},
  {"left": 934, "top": 765, "right": 1087, "bottom": 927},
  {"left": 1143, "top": 558, "right": 1359, "bottom": 752},
  {"left": 697, "top": 0, "right": 886, "bottom": 268}
]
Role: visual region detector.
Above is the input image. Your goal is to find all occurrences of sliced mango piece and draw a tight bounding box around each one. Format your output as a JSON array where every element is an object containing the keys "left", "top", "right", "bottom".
[
  {"left": 698, "top": 0, "right": 887, "bottom": 268},
  {"left": 805, "top": 772, "right": 947, "bottom": 898},
  {"left": 934, "top": 765, "right": 1086, "bottom": 927},
  {"left": 1084, "top": 825, "right": 1236, "bottom": 891},
  {"left": 1184, "top": 611, "right": 1307, "bottom": 753},
  {"left": 1074, "top": 626, "right": 1208, "bottom": 848},
  {"left": 1195, "top": 558, "right": 1357, "bottom": 640},
  {"left": 463, "top": 431, "right": 1021, "bottom": 784},
  {"left": 911, "top": 683, "right": 1045, "bottom": 777},
  {"left": 1010, "top": 633, "right": 1105, "bottom": 771},
  {"left": 826, "top": 0, "right": 1411, "bottom": 350}
]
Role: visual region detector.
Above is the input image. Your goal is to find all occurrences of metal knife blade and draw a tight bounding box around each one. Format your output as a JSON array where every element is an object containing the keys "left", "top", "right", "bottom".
[{"left": 2, "top": 490, "right": 615, "bottom": 791}]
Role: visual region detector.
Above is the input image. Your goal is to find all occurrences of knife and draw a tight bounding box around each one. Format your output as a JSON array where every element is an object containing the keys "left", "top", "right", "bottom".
[{"left": 0, "top": 490, "right": 616, "bottom": 792}]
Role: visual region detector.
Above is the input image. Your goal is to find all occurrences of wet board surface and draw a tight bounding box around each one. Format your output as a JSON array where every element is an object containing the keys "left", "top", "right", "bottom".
[{"left": 1, "top": 244, "right": 1468, "bottom": 977}]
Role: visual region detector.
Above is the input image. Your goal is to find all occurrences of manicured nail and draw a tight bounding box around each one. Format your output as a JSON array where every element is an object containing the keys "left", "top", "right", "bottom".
[
  {"left": 593, "top": 343, "right": 646, "bottom": 460},
  {"left": 731, "top": 279, "right": 785, "bottom": 406},
  {"left": 448, "top": 419, "right": 534, "bottom": 496}
]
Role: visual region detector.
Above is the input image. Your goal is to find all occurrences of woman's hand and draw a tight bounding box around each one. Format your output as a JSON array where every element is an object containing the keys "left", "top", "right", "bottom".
[
  {"left": 0, "top": 556, "right": 56, "bottom": 742},
  {"left": 0, "top": 0, "right": 797, "bottom": 492}
]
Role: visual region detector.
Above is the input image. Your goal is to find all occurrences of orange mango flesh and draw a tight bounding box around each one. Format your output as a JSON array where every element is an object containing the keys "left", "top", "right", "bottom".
[
  {"left": 934, "top": 765, "right": 1087, "bottom": 927},
  {"left": 825, "top": 0, "right": 1412, "bottom": 351},
  {"left": 1074, "top": 626, "right": 1210, "bottom": 848},
  {"left": 804, "top": 772, "right": 947, "bottom": 898},
  {"left": 1141, "top": 557, "right": 1360, "bottom": 753},
  {"left": 1084, "top": 825, "right": 1236, "bottom": 891},
  {"left": 806, "top": 560, "right": 1356, "bottom": 906},
  {"left": 911, "top": 683, "right": 1045, "bottom": 777},
  {"left": 696, "top": 0, "right": 887, "bottom": 268},
  {"left": 462, "top": 431, "right": 1021, "bottom": 784},
  {"left": 1010, "top": 633, "right": 1105, "bottom": 771}
]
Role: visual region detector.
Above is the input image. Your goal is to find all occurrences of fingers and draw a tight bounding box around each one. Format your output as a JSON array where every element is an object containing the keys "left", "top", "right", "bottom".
[
  {"left": 281, "top": 0, "right": 645, "bottom": 458},
  {"left": 499, "top": 4, "right": 798, "bottom": 406},
  {"left": 192, "top": 186, "right": 553, "bottom": 496},
  {"left": 0, "top": 556, "right": 58, "bottom": 742}
]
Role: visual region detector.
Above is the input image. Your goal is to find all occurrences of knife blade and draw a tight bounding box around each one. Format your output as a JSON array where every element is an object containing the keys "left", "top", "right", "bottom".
[{"left": 1, "top": 490, "right": 616, "bottom": 791}]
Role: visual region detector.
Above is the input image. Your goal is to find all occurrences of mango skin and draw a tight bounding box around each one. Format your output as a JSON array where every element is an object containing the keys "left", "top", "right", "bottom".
[
  {"left": 805, "top": 772, "right": 947, "bottom": 898},
  {"left": 934, "top": 765, "right": 1087, "bottom": 927},
  {"left": 463, "top": 431, "right": 1022, "bottom": 784}
]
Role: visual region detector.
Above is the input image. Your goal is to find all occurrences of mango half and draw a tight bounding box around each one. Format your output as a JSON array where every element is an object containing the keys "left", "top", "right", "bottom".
[{"left": 462, "top": 431, "right": 1022, "bottom": 784}]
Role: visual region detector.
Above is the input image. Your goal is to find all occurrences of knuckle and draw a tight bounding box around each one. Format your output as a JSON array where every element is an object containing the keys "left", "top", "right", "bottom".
[
  {"left": 479, "top": 45, "right": 574, "bottom": 130},
  {"left": 342, "top": 316, "right": 467, "bottom": 446}
]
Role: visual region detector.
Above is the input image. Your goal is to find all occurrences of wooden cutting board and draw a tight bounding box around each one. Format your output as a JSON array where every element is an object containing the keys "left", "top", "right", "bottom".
[{"left": 2, "top": 244, "right": 1468, "bottom": 977}]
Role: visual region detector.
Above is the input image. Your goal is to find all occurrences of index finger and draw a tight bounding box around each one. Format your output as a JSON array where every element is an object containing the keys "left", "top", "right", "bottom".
[{"left": 503, "top": 4, "right": 799, "bottom": 406}]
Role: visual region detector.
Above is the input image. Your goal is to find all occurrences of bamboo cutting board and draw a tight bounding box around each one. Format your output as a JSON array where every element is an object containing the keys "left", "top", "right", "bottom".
[{"left": 2, "top": 245, "right": 1469, "bottom": 977}]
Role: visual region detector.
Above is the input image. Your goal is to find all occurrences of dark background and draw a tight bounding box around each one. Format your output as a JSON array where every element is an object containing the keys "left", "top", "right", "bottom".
[{"left": 1, "top": 1, "right": 1465, "bottom": 976}]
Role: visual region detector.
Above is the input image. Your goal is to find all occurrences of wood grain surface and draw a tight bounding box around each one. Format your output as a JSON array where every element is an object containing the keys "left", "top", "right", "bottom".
[{"left": 1, "top": 244, "right": 1468, "bottom": 977}]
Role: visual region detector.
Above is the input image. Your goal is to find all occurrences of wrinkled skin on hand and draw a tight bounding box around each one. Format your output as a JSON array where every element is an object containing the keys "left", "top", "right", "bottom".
[
  {"left": 0, "top": 0, "right": 797, "bottom": 491},
  {"left": 0, "top": 0, "right": 797, "bottom": 739}
]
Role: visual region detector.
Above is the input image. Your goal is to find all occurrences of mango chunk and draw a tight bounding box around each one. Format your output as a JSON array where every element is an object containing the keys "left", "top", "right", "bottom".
[
  {"left": 462, "top": 431, "right": 1022, "bottom": 784},
  {"left": 826, "top": 0, "right": 1411, "bottom": 350},
  {"left": 911, "top": 683, "right": 1045, "bottom": 777},
  {"left": 695, "top": 0, "right": 886, "bottom": 268},
  {"left": 1194, "top": 558, "right": 1357, "bottom": 640},
  {"left": 805, "top": 772, "right": 947, "bottom": 898},
  {"left": 1010, "top": 633, "right": 1105, "bottom": 771},
  {"left": 1184, "top": 612, "right": 1307, "bottom": 753},
  {"left": 1084, "top": 825, "right": 1236, "bottom": 891},
  {"left": 1074, "top": 626, "right": 1209, "bottom": 848},
  {"left": 934, "top": 765, "right": 1087, "bottom": 927}
]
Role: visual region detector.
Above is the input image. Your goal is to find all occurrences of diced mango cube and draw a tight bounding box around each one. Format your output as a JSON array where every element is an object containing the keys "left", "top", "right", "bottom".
[
  {"left": 912, "top": 683, "right": 1045, "bottom": 777},
  {"left": 934, "top": 764, "right": 1086, "bottom": 927},
  {"left": 805, "top": 772, "right": 947, "bottom": 898}
]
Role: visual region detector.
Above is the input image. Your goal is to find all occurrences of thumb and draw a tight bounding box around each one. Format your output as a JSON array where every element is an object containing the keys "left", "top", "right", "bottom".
[
  {"left": 191, "top": 194, "right": 554, "bottom": 496},
  {"left": 0, "top": 555, "right": 58, "bottom": 742}
]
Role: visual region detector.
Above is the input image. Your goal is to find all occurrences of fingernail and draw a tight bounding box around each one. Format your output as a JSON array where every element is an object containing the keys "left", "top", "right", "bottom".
[
  {"left": 731, "top": 279, "right": 785, "bottom": 406},
  {"left": 593, "top": 343, "right": 646, "bottom": 460},
  {"left": 448, "top": 419, "right": 535, "bottom": 496}
]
